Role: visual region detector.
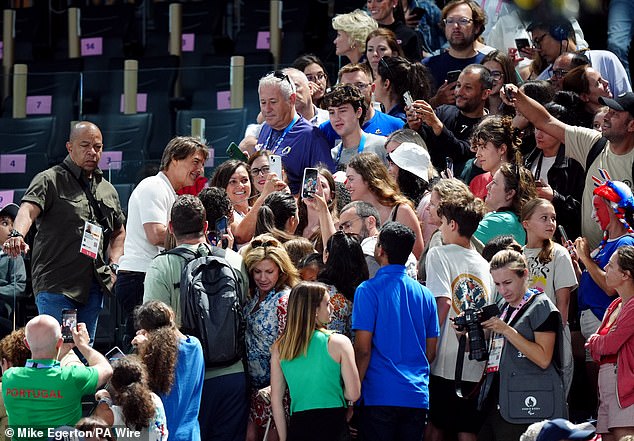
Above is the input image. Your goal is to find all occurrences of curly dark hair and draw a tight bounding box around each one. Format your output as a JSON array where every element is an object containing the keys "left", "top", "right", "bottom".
[
  {"left": 0, "top": 328, "right": 29, "bottom": 371},
  {"left": 110, "top": 355, "right": 155, "bottom": 431},
  {"left": 198, "top": 186, "right": 233, "bottom": 226},
  {"left": 321, "top": 84, "right": 367, "bottom": 123},
  {"left": 134, "top": 301, "right": 179, "bottom": 395}
]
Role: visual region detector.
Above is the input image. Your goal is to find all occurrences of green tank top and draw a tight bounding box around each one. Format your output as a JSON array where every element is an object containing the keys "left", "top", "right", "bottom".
[{"left": 280, "top": 329, "right": 346, "bottom": 414}]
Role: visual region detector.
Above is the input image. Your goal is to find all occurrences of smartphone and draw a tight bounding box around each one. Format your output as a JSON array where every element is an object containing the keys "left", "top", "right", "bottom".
[
  {"left": 104, "top": 346, "right": 126, "bottom": 364},
  {"left": 226, "top": 142, "right": 248, "bottom": 162},
  {"left": 301, "top": 168, "right": 319, "bottom": 199},
  {"left": 515, "top": 38, "right": 530, "bottom": 52},
  {"left": 446, "top": 70, "right": 461, "bottom": 84},
  {"left": 504, "top": 86, "right": 515, "bottom": 102},
  {"left": 410, "top": 7, "right": 425, "bottom": 20},
  {"left": 403, "top": 91, "right": 413, "bottom": 107},
  {"left": 445, "top": 157, "right": 454, "bottom": 176},
  {"left": 269, "top": 154, "right": 283, "bottom": 178},
  {"left": 558, "top": 225, "right": 569, "bottom": 243},
  {"left": 213, "top": 215, "right": 229, "bottom": 248},
  {"left": 61, "top": 309, "right": 77, "bottom": 343},
  {"left": 215, "top": 215, "right": 228, "bottom": 235}
]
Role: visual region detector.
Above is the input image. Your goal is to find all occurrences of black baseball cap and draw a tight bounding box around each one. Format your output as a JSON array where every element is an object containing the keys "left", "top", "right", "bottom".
[
  {"left": 0, "top": 203, "right": 18, "bottom": 219},
  {"left": 600, "top": 92, "right": 634, "bottom": 118}
]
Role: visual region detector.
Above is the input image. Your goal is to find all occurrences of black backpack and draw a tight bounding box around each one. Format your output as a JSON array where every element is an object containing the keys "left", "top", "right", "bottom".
[{"left": 164, "top": 244, "right": 245, "bottom": 367}]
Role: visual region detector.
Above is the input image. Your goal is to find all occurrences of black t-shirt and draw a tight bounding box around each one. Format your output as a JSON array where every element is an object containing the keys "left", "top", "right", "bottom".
[{"left": 381, "top": 21, "right": 422, "bottom": 62}]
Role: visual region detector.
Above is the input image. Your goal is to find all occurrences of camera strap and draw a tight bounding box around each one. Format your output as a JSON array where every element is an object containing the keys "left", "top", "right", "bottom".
[{"left": 455, "top": 334, "right": 483, "bottom": 399}]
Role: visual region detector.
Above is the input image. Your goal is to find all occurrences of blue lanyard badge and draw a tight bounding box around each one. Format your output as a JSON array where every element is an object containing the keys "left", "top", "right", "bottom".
[
  {"left": 335, "top": 134, "right": 366, "bottom": 166},
  {"left": 266, "top": 114, "right": 300, "bottom": 155}
]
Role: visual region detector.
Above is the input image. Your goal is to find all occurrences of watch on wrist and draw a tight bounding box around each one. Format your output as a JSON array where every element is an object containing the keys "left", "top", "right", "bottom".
[
  {"left": 109, "top": 263, "right": 119, "bottom": 274},
  {"left": 8, "top": 229, "right": 23, "bottom": 239}
]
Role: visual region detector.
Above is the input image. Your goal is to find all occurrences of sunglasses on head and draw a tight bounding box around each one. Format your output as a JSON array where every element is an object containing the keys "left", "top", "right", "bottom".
[{"left": 251, "top": 239, "right": 278, "bottom": 249}]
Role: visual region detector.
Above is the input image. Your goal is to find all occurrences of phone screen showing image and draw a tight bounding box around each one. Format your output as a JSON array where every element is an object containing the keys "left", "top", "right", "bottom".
[
  {"left": 61, "top": 309, "right": 77, "bottom": 343},
  {"left": 301, "top": 168, "right": 319, "bottom": 199}
]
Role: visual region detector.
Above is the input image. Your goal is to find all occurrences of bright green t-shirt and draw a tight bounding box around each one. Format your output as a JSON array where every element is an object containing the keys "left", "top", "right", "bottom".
[{"left": 2, "top": 359, "right": 99, "bottom": 441}]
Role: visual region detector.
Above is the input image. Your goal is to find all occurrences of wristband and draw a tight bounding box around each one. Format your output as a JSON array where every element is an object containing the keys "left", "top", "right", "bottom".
[{"left": 8, "top": 229, "right": 23, "bottom": 239}]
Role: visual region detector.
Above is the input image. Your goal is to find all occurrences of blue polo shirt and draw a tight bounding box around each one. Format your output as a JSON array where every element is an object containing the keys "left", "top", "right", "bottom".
[
  {"left": 257, "top": 116, "right": 335, "bottom": 194},
  {"left": 352, "top": 264, "right": 439, "bottom": 408},
  {"left": 319, "top": 111, "right": 404, "bottom": 148}
]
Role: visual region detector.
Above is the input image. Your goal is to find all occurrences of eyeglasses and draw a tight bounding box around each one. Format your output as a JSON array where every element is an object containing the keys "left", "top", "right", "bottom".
[
  {"left": 489, "top": 70, "right": 503, "bottom": 81},
  {"left": 306, "top": 72, "right": 326, "bottom": 82},
  {"left": 339, "top": 216, "right": 367, "bottom": 231},
  {"left": 443, "top": 17, "right": 473, "bottom": 27},
  {"left": 551, "top": 69, "right": 569, "bottom": 79},
  {"left": 532, "top": 34, "right": 547, "bottom": 49},
  {"left": 250, "top": 165, "right": 270, "bottom": 177},
  {"left": 251, "top": 239, "right": 278, "bottom": 249}
]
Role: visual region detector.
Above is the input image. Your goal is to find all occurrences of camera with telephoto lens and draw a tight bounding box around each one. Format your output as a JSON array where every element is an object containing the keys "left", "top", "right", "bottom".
[{"left": 452, "top": 304, "right": 500, "bottom": 362}]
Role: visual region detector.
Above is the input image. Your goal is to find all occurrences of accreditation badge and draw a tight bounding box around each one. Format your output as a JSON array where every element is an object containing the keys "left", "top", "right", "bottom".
[
  {"left": 486, "top": 336, "right": 505, "bottom": 373},
  {"left": 80, "top": 220, "right": 102, "bottom": 259}
]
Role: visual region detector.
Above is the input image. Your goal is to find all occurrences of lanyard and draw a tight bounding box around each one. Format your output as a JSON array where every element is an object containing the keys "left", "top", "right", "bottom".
[
  {"left": 499, "top": 289, "right": 536, "bottom": 325},
  {"left": 335, "top": 134, "right": 366, "bottom": 166},
  {"left": 265, "top": 114, "right": 299, "bottom": 155},
  {"left": 25, "top": 360, "right": 61, "bottom": 369}
]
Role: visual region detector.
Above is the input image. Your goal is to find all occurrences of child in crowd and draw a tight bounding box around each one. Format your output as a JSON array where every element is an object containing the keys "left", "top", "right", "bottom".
[
  {"left": 521, "top": 198, "right": 577, "bottom": 396},
  {"left": 0, "top": 203, "right": 27, "bottom": 300}
]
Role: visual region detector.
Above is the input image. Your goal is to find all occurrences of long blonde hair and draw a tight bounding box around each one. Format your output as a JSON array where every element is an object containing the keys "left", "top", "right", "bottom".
[{"left": 276, "top": 282, "right": 328, "bottom": 361}]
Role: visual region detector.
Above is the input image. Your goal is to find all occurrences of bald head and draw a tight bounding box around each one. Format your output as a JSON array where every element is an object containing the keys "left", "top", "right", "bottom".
[
  {"left": 66, "top": 121, "right": 104, "bottom": 176},
  {"left": 69, "top": 121, "right": 101, "bottom": 142},
  {"left": 25, "top": 315, "right": 62, "bottom": 357}
]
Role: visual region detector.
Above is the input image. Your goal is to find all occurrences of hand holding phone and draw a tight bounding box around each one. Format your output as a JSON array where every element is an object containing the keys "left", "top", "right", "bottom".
[
  {"left": 446, "top": 70, "right": 461, "bottom": 84},
  {"left": 269, "top": 155, "right": 283, "bottom": 178},
  {"left": 301, "top": 168, "right": 319, "bottom": 199},
  {"left": 61, "top": 309, "right": 77, "bottom": 343},
  {"left": 403, "top": 91, "right": 413, "bottom": 107}
]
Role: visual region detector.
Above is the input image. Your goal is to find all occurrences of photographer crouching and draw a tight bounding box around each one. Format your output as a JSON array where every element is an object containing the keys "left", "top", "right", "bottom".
[{"left": 473, "top": 249, "right": 566, "bottom": 441}]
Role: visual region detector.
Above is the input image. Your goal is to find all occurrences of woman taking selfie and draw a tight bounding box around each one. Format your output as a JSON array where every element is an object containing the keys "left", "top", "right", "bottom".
[
  {"left": 270, "top": 282, "right": 360, "bottom": 441},
  {"left": 477, "top": 250, "right": 565, "bottom": 440}
]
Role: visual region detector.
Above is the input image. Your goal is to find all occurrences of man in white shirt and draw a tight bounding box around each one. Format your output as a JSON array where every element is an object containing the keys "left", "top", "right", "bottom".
[{"left": 115, "top": 136, "right": 208, "bottom": 348}]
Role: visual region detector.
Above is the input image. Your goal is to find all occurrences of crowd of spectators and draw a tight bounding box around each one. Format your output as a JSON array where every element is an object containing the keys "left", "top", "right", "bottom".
[{"left": 2, "top": 0, "right": 634, "bottom": 440}]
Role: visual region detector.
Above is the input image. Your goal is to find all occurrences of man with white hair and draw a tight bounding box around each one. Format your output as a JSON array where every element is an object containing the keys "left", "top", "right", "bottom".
[
  {"left": 3, "top": 315, "right": 112, "bottom": 434},
  {"left": 254, "top": 70, "right": 334, "bottom": 194}
]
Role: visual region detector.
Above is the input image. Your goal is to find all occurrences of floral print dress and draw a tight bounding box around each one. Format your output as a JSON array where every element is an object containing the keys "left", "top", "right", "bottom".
[
  {"left": 325, "top": 284, "right": 353, "bottom": 340},
  {"left": 245, "top": 286, "right": 290, "bottom": 389}
]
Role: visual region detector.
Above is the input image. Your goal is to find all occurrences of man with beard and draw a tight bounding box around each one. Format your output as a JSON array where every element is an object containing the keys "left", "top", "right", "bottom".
[
  {"left": 338, "top": 201, "right": 418, "bottom": 278},
  {"left": 503, "top": 85, "right": 634, "bottom": 250},
  {"left": 406, "top": 64, "right": 492, "bottom": 177},
  {"left": 423, "top": 0, "right": 486, "bottom": 108}
]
